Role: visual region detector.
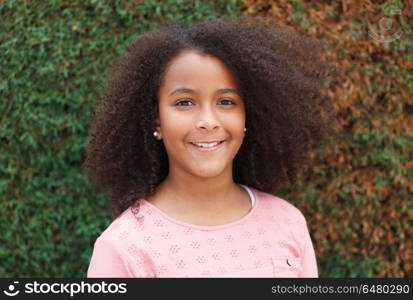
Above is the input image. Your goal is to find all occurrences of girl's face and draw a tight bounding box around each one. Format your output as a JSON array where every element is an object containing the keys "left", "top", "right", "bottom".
[{"left": 156, "top": 49, "right": 246, "bottom": 179}]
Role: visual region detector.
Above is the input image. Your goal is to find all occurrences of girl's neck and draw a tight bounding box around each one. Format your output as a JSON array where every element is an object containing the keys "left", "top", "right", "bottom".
[{"left": 149, "top": 167, "right": 247, "bottom": 215}]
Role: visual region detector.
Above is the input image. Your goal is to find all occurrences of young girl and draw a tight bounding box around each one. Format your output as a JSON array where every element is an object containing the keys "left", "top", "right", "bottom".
[{"left": 83, "top": 16, "right": 335, "bottom": 277}]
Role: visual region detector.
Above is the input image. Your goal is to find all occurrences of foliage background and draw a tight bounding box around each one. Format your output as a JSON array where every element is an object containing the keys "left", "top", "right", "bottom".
[{"left": 1, "top": 0, "right": 411, "bottom": 277}]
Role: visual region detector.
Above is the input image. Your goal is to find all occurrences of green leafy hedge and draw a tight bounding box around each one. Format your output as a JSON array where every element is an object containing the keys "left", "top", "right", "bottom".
[
  {"left": 2, "top": 0, "right": 411, "bottom": 278},
  {"left": 1, "top": 0, "right": 243, "bottom": 277}
]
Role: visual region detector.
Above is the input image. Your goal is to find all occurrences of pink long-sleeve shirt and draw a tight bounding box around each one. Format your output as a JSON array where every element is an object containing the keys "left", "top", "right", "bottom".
[{"left": 87, "top": 185, "right": 318, "bottom": 277}]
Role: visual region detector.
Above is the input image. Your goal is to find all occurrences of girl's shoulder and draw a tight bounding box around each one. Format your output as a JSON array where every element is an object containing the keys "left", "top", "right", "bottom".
[
  {"left": 92, "top": 198, "right": 169, "bottom": 246},
  {"left": 251, "top": 186, "right": 308, "bottom": 226},
  {"left": 93, "top": 205, "right": 142, "bottom": 245}
]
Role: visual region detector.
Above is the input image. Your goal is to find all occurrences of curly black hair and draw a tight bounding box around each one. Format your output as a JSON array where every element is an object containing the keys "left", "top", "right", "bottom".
[{"left": 82, "top": 16, "right": 337, "bottom": 217}]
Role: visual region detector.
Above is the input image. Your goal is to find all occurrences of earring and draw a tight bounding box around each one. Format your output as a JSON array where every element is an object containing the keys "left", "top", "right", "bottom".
[
  {"left": 153, "top": 131, "right": 159, "bottom": 137},
  {"left": 244, "top": 127, "right": 247, "bottom": 132}
]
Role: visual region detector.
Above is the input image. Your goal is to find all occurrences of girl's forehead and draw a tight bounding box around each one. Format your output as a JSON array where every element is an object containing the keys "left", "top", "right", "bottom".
[{"left": 160, "top": 50, "right": 240, "bottom": 90}]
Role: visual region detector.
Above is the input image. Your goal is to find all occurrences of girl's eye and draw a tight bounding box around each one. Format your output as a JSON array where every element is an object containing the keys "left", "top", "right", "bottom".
[
  {"left": 175, "top": 99, "right": 235, "bottom": 107},
  {"left": 176, "top": 100, "right": 194, "bottom": 106},
  {"left": 219, "top": 99, "right": 235, "bottom": 105}
]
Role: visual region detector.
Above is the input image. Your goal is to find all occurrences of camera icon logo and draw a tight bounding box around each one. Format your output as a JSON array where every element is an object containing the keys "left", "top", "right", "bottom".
[
  {"left": 3, "top": 281, "right": 20, "bottom": 297},
  {"left": 368, "top": 9, "right": 404, "bottom": 43}
]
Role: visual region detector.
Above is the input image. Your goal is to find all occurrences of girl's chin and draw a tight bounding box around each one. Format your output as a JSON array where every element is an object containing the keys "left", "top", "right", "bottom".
[{"left": 188, "top": 165, "right": 228, "bottom": 178}]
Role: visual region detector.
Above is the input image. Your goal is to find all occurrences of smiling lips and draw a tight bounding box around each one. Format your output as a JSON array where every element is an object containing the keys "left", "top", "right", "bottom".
[{"left": 189, "top": 140, "right": 225, "bottom": 151}]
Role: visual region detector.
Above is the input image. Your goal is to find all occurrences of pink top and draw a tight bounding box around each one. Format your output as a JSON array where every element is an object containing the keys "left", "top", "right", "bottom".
[{"left": 87, "top": 185, "right": 318, "bottom": 277}]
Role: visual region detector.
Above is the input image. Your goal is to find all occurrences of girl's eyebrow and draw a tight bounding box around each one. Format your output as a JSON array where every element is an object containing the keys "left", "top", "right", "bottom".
[{"left": 169, "top": 87, "right": 241, "bottom": 97}]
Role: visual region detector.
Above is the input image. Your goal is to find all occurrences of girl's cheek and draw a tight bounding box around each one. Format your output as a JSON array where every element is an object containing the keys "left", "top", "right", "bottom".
[{"left": 227, "top": 112, "right": 246, "bottom": 131}]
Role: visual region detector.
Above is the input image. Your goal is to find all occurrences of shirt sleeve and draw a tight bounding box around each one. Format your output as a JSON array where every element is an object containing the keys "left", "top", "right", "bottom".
[
  {"left": 298, "top": 216, "right": 319, "bottom": 278},
  {"left": 87, "top": 237, "right": 136, "bottom": 278}
]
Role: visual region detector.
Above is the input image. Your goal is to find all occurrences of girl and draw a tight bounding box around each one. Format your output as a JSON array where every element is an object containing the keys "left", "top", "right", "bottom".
[{"left": 83, "top": 16, "right": 335, "bottom": 277}]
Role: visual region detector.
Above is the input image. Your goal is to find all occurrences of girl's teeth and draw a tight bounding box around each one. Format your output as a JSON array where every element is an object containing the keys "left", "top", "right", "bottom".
[{"left": 193, "top": 142, "right": 220, "bottom": 148}]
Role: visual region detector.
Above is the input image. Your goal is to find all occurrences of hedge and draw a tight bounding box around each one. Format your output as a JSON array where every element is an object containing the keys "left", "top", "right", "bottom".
[
  {"left": 1, "top": 0, "right": 243, "bottom": 277},
  {"left": 1, "top": 0, "right": 412, "bottom": 277}
]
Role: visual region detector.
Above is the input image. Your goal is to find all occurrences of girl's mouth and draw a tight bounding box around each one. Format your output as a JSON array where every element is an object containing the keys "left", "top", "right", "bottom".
[{"left": 189, "top": 140, "right": 225, "bottom": 152}]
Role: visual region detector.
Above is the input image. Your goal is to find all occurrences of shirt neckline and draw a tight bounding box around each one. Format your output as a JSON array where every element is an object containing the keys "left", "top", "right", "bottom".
[{"left": 139, "top": 185, "right": 259, "bottom": 231}]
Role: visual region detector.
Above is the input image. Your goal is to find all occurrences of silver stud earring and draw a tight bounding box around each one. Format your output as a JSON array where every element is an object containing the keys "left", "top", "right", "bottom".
[
  {"left": 153, "top": 131, "right": 159, "bottom": 137},
  {"left": 244, "top": 127, "right": 247, "bottom": 133}
]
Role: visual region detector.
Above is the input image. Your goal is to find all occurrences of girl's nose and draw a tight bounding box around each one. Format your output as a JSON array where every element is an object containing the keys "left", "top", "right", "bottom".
[{"left": 195, "top": 105, "right": 220, "bottom": 131}]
